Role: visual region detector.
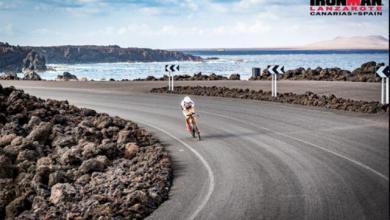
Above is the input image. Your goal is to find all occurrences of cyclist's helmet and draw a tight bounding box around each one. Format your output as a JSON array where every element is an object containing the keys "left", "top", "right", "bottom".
[{"left": 183, "top": 96, "right": 193, "bottom": 109}]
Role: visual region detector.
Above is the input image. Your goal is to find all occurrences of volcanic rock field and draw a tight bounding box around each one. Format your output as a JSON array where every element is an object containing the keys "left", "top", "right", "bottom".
[{"left": 0, "top": 84, "right": 172, "bottom": 219}]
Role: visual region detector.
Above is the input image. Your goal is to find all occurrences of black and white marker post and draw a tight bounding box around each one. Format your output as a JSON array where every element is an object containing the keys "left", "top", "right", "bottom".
[
  {"left": 376, "top": 65, "right": 390, "bottom": 104},
  {"left": 165, "top": 64, "right": 179, "bottom": 91},
  {"left": 267, "top": 65, "right": 285, "bottom": 97}
]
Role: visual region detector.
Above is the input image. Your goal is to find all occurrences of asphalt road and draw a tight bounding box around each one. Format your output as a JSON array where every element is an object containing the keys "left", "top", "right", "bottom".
[
  {"left": 0, "top": 80, "right": 382, "bottom": 101},
  {"left": 2, "top": 83, "right": 389, "bottom": 220}
]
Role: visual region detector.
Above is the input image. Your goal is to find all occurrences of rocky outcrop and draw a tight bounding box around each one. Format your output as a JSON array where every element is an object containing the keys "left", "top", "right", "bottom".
[
  {"left": 22, "top": 51, "right": 47, "bottom": 72},
  {"left": 56, "top": 72, "right": 78, "bottom": 81},
  {"left": 0, "top": 71, "right": 42, "bottom": 81},
  {"left": 151, "top": 86, "right": 389, "bottom": 113},
  {"left": 135, "top": 73, "right": 240, "bottom": 81},
  {"left": 250, "top": 62, "right": 384, "bottom": 82},
  {"left": 0, "top": 42, "right": 47, "bottom": 74},
  {"left": 0, "top": 84, "right": 172, "bottom": 219},
  {"left": 229, "top": 74, "right": 240, "bottom": 80},
  {"left": 26, "top": 45, "right": 202, "bottom": 64},
  {"left": 22, "top": 72, "right": 41, "bottom": 80},
  {"left": 351, "top": 61, "right": 383, "bottom": 81},
  {"left": 0, "top": 73, "right": 19, "bottom": 80}
]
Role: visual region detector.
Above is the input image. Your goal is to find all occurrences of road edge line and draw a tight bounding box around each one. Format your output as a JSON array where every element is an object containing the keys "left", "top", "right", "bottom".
[{"left": 141, "top": 122, "right": 215, "bottom": 220}]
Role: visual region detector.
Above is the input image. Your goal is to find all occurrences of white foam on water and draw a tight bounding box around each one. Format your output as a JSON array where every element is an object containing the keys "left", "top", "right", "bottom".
[{"left": 38, "top": 52, "right": 389, "bottom": 80}]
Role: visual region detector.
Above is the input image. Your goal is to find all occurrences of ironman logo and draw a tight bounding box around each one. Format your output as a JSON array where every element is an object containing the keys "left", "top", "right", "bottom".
[{"left": 310, "top": 0, "right": 383, "bottom": 16}]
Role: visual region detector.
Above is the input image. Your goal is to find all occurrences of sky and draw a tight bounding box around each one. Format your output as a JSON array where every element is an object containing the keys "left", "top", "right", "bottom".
[{"left": 0, "top": 0, "right": 388, "bottom": 49}]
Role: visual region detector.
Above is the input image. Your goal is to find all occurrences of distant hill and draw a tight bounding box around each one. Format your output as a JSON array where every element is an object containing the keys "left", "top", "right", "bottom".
[{"left": 300, "top": 35, "right": 389, "bottom": 50}]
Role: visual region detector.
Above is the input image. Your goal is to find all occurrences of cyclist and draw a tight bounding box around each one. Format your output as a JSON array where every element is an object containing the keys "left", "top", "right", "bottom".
[{"left": 180, "top": 96, "right": 195, "bottom": 132}]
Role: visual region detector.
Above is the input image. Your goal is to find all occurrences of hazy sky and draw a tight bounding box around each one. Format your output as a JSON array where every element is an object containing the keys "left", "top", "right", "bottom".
[{"left": 0, "top": 0, "right": 388, "bottom": 49}]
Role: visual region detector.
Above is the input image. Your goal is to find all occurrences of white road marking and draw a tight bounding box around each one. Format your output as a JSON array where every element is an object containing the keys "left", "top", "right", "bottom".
[
  {"left": 140, "top": 122, "right": 215, "bottom": 220},
  {"left": 202, "top": 110, "right": 389, "bottom": 181}
]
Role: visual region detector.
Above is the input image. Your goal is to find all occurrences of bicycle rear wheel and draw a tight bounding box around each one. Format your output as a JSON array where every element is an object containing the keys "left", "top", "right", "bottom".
[
  {"left": 192, "top": 127, "right": 196, "bottom": 138},
  {"left": 193, "top": 124, "right": 201, "bottom": 141}
]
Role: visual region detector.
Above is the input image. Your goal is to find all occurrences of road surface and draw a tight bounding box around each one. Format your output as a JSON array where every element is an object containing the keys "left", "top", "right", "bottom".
[
  {"left": 0, "top": 80, "right": 382, "bottom": 101},
  {"left": 1, "top": 82, "right": 388, "bottom": 220}
]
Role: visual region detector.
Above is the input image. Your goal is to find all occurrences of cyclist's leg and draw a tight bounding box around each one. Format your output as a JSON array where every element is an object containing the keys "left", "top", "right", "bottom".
[
  {"left": 186, "top": 117, "right": 191, "bottom": 131},
  {"left": 191, "top": 113, "right": 200, "bottom": 133},
  {"left": 183, "top": 110, "right": 191, "bottom": 131}
]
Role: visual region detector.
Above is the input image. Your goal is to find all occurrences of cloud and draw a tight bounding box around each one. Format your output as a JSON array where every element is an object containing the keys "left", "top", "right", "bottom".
[
  {"left": 64, "top": 5, "right": 105, "bottom": 16},
  {"left": 0, "top": 0, "right": 388, "bottom": 48},
  {"left": 213, "top": 20, "right": 270, "bottom": 35},
  {"left": 0, "top": 24, "right": 14, "bottom": 36},
  {"left": 140, "top": 7, "right": 163, "bottom": 15},
  {"left": 0, "top": 0, "right": 21, "bottom": 10}
]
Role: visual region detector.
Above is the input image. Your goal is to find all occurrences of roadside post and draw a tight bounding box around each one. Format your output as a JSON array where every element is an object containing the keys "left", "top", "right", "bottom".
[
  {"left": 271, "top": 74, "right": 275, "bottom": 96},
  {"left": 376, "top": 65, "right": 390, "bottom": 104},
  {"left": 267, "top": 65, "right": 285, "bottom": 97},
  {"left": 165, "top": 64, "right": 180, "bottom": 92},
  {"left": 252, "top": 67, "right": 261, "bottom": 78}
]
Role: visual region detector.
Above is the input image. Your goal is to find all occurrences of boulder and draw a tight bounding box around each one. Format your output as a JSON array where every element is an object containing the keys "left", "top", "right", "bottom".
[
  {"left": 78, "top": 156, "right": 108, "bottom": 174},
  {"left": 146, "top": 76, "right": 157, "bottom": 81},
  {"left": 26, "top": 116, "right": 41, "bottom": 129},
  {"left": 117, "top": 130, "right": 132, "bottom": 144},
  {"left": 229, "top": 74, "right": 240, "bottom": 80},
  {"left": 124, "top": 143, "right": 139, "bottom": 159},
  {"left": 0, "top": 72, "right": 19, "bottom": 80},
  {"left": 0, "top": 155, "right": 15, "bottom": 178},
  {"left": 36, "top": 157, "right": 53, "bottom": 168},
  {"left": 81, "top": 108, "right": 96, "bottom": 117},
  {"left": 94, "top": 115, "right": 113, "bottom": 129},
  {"left": 22, "top": 71, "right": 41, "bottom": 80},
  {"left": 59, "top": 148, "right": 82, "bottom": 165},
  {"left": 16, "top": 149, "right": 38, "bottom": 162},
  {"left": 56, "top": 72, "right": 78, "bottom": 81},
  {"left": 49, "top": 183, "right": 76, "bottom": 204},
  {"left": 81, "top": 142, "right": 97, "bottom": 159},
  {"left": 48, "top": 171, "right": 69, "bottom": 187},
  {"left": 0, "top": 133, "right": 16, "bottom": 147},
  {"left": 5, "top": 196, "right": 30, "bottom": 218},
  {"left": 27, "top": 122, "right": 53, "bottom": 142},
  {"left": 52, "top": 135, "right": 76, "bottom": 148}
]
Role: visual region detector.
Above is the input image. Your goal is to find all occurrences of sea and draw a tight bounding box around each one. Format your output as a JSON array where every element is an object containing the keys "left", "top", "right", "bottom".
[{"left": 38, "top": 50, "right": 389, "bottom": 80}]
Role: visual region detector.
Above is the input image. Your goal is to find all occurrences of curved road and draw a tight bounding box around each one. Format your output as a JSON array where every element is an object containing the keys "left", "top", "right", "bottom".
[{"left": 4, "top": 84, "right": 389, "bottom": 220}]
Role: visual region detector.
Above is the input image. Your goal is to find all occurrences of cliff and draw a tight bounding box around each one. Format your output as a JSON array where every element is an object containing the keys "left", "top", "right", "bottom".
[
  {"left": 0, "top": 42, "right": 46, "bottom": 73},
  {"left": 25, "top": 45, "right": 202, "bottom": 64},
  {"left": 1, "top": 42, "right": 201, "bottom": 73}
]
